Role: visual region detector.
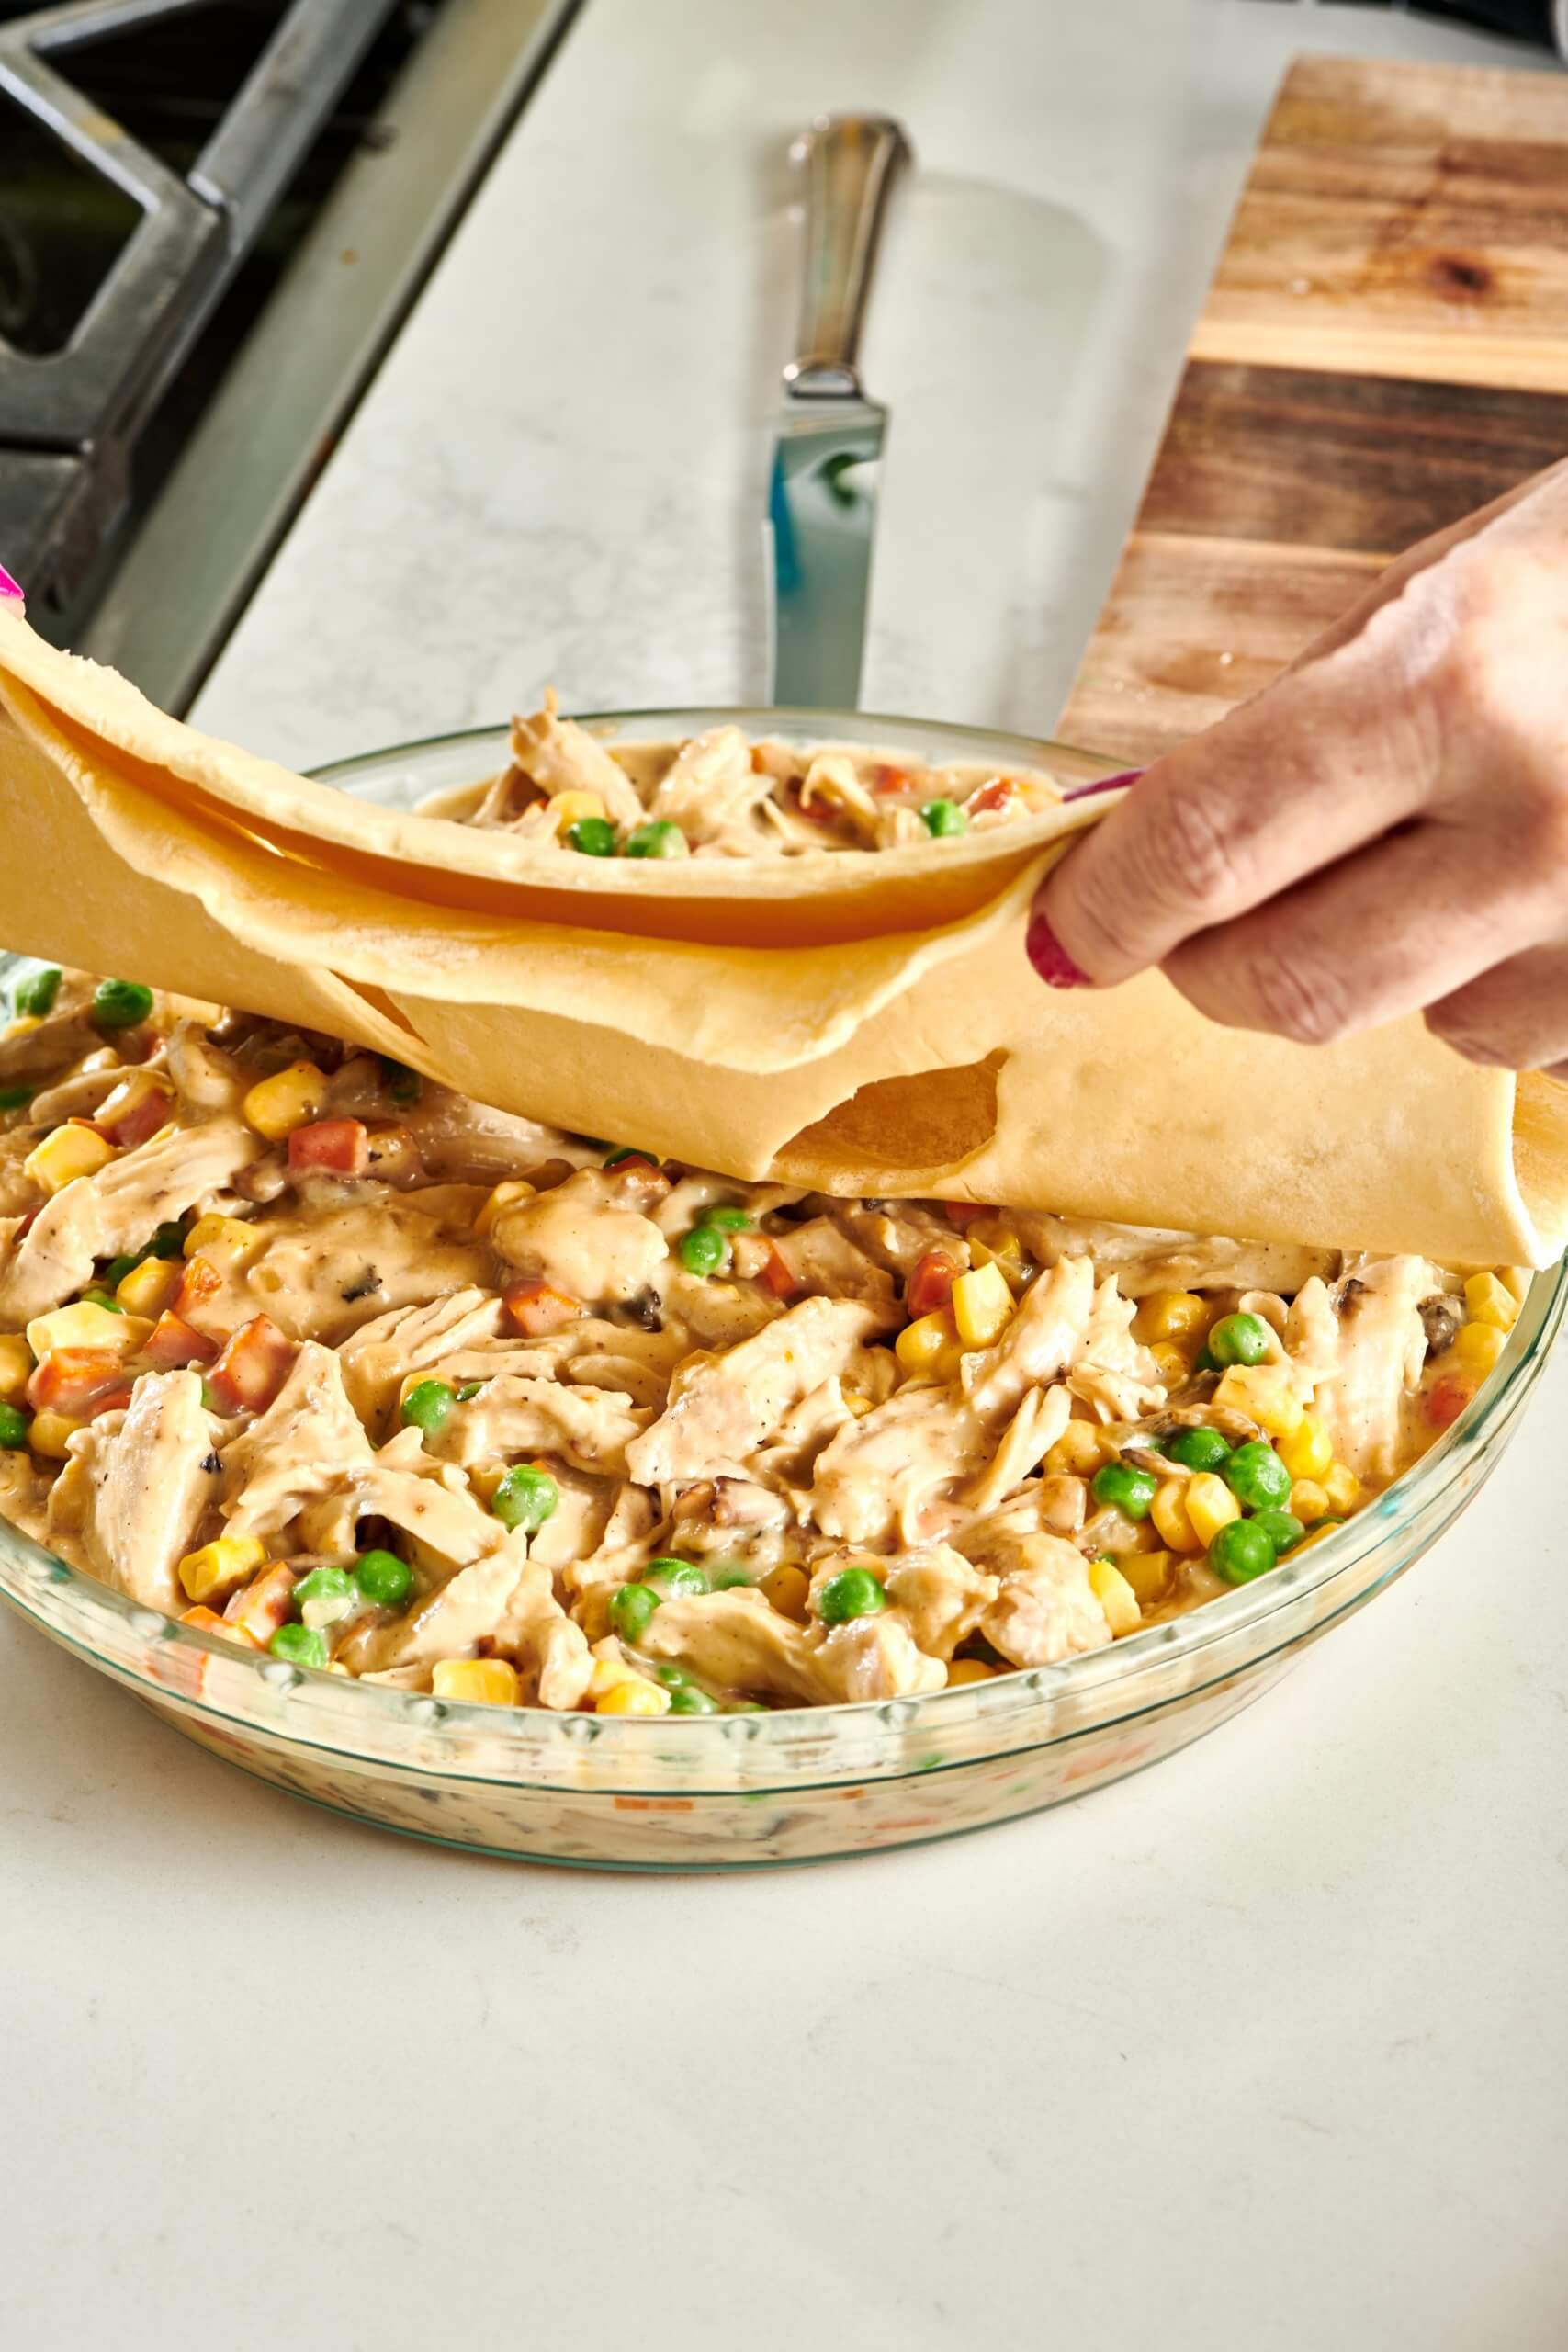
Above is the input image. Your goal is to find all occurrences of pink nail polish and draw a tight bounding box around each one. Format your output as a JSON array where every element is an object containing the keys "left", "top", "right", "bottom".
[
  {"left": 0, "top": 564, "right": 22, "bottom": 604},
  {"left": 1063, "top": 767, "right": 1143, "bottom": 803},
  {"left": 1026, "top": 910, "right": 1089, "bottom": 989}
]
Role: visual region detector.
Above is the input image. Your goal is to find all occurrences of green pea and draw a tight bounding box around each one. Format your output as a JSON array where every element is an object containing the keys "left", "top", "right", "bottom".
[
  {"left": 1223, "top": 1439, "right": 1292, "bottom": 1512},
  {"left": 269, "top": 1623, "right": 329, "bottom": 1668},
  {"left": 567, "top": 816, "right": 618, "bottom": 857},
  {"left": 92, "top": 978, "right": 153, "bottom": 1030},
  {"left": 645, "top": 1558, "right": 709, "bottom": 1598},
  {"left": 491, "top": 1464, "right": 559, "bottom": 1532},
  {"left": 816, "top": 1566, "right": 888, "bottom": 1624},
  {"left": 920, "top": 799, "right": 968, "bottom": 838},
  {"left": 1162, "top": 1426, "right": 1232, "bottom": 1473},
  {"left": 1208, "top": 1519, "right": 1278, "bottom": 1586},
  {"left": 680, "top": 1224, "right": 728, "bottom": 1277},
  {"left": 609, "top": 1581, "right": 661, "bottom": 1642},
  {"left": 0, "top": 1402, "right": 29, "bottom": 1449},
  {"left": 293, "top": 1565, "right": 357, "bottom": 1629},
  {"left": 624, "top": 820, "right": 689, "bottom": 859},
  {"left": 604, "top": 1147, "right": 659, "bottom": 1169},
  {"left": 456, "top": 1381, "right": 485, "bottom": 1402},
  {"left": 355, "top": 1549, "right": 413, "bottom": 1608},
  {"left": 0, "top": 1085, "right": 33, "bottom": 1114},
  {"left": 13, "top": 966, "right": 61, "bottom": 1019},
  {"left": 1089, "top": 1461, "right": 1158, "bottom": 1520},
  {"left": 102, "top": 1254, "right": 141, "bottom": 1289},
  {"left": 81, "top": 1289, "right": 124, "bottom": 1315},
  {"left": 722, "top": 1699, "right": 769, "bottom": 1714},
  {"left": 1191, "top": 1344, "right": 1219, "bottom": 1374},
  {"left": 1250, "top": 1509, "right": 1305, "bottom": 1555},
  {"left": 381, "top": 1058, "right": 423, "bottom": 1106},
  {"left": 651, "top": 1663, "right": 690, "bottom": 1689},
  {"left": 705, "top": 1207, "right": 751, "bottom": 1231},
  {"left": 148, "top": 1221, "right": 187, "bottom": 1259},
  {"left": 707, "top": 1558, "right": 753, "bottom": 1589},
  {"left": 1208, "top": 1312, "right": 1271, "bottom": 1367},
  {"left": 198, "top": 1380, "right": 219, "bottom": 1413},
  {"left": 400, "top": 1378, "right": 456, "bottom": 1438},
  {"left": 669, "top": 1684, "right": 719, "bottom": 1714}
]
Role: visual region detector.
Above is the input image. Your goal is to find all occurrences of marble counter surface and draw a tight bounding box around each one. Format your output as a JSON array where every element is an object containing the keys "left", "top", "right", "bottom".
[{"left": 5, "top": 6, "right": 1566, "bottom": 2348}]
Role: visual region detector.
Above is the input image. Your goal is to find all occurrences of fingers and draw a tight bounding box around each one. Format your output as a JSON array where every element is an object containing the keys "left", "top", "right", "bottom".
[
  {"left": 1425, "top": 944, "right": 1568, "bottom": 1074},
  {"left": 1157, "top": 816, "right": 1564, "bottom": 1046},
  {"left": 1034, "top": 630, "right": 1434, "bottom": 987}
]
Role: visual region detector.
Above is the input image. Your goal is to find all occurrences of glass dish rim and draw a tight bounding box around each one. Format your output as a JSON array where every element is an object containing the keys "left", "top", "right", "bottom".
[{"left": 0, "top": 705, "right": 1559, "bottom": 1782}]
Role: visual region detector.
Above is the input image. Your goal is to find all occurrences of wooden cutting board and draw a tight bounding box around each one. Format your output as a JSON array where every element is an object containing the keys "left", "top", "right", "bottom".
[{"left": 1060, "top": 54, "right": 1568, "bottom": 763}]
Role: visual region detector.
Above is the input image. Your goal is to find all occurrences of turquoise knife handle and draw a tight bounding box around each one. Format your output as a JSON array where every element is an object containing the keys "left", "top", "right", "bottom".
[{"left": 786, "top": 114, "right": 912, "bottom": 400}]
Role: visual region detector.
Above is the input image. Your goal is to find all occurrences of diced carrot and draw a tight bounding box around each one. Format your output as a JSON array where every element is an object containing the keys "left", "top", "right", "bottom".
[
  {"left": 873, "top": 763, "right": 913, "bottom": 797},
  {"left": 143, "top": 1311, "right": 220, "bottom": 1370},
  {"left": 758, "top": 1240, "right": 800, "bottom": 1301},
  {"left": 1425, "top": 1374, "right": 1477, "bottom": 1431},
  {"left": 83, "top": 1385, "right": 134, "bottom": 1421},
  {"left": 224, "top": 1562, "right": 296, "bottom": 1644},
  {"left": 180, "top": 1604, "right": 261, "bottom": 1650},
  {"left": 967, "top": 776, "right": 1021, "bottom": 816},
  {"left": 942, "top": 1202, "right": 994, "bottom": 1231},
  {"left": 907, "top": 1250, "right": 963, "bottom": 1318},
  {"left": 207, "top": 1315, "right": 296, "bottom": 1414},
  {"left": 503, "top": 1280, "right": 584, "bottom": 1337},
  {"left": 27, "top": 1347, "right": 128, "bottom": 1415},
  {"left": 288, "top": 1117, "right": 369, "bottom": 1177},
  {"left": 174, "top": 1252, "right": 224, "bottom": 1327}
]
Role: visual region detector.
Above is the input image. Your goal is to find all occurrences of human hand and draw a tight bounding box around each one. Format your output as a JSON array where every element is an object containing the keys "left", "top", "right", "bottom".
[{"left": 1030, "top": 458, "right": 1568, "bottom": 1079}]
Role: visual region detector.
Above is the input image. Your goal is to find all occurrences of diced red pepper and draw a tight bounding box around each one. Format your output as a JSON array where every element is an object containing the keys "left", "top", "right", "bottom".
[
  {"left": 967, "top": 776, "right": 1021, "bottom": 817},
  {"left": 28, "top": 1347, "right": 129, "bottom": 1415},
  {"left": 757, "top": 1240, "right": 800, "bottom": 1301},
  {"left": 207, "top": 1315, "right": 296, "bottom": 1415},
  {"left": 503, "top": 1280, "right": 585, "bottom": 1337},
  {"left": 873, "top": 763, "right": 914, "bottom": 797},
  {"left": 942, "top": 1202, "right": 994, "bottom": 1231},
  {"left": 908, "top": 1250, "right": 963, "bottom": 1318},
  {"left": 15, "top": 1205, "right": 38, "bottom": 1239},
  {"left": 1425, "top": 1374, "right": 1477, "bottom": 1431},
  {"left": 94, "top": 1081, "right": 174, "bottom": 1148},
  {"left": 288, "top": 1117, "right": 369, "bottom": 1177},
  {"left": 143, "top": 1311, "right": 220, "bottom": 1370}
]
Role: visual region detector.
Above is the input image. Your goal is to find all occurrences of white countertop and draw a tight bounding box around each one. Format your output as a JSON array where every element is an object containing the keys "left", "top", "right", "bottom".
[{"left": 6, "top": 6, "right": 1568, "bottom": 2347}]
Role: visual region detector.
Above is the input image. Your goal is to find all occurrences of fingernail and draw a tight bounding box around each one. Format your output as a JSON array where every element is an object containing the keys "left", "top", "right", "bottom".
[
  {"left": 1063, "top": 767, "right": 1143, "bottom": 803},
  {"left": 0, "top": 564, "right": 22, "bottom": 604},
  {"left": 1026, "top": 909, "right": 1089, "bottom": 989}
]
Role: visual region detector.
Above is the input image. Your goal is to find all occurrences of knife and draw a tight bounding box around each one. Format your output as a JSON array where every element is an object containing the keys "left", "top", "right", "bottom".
[{"left": 766, "top": 113, "right": 912, "bottom": 710}]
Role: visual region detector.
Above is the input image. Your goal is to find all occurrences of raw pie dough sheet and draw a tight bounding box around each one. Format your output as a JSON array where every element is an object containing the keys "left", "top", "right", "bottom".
[{"left": 2, "top": 606, "right": 1565, "bottom": 1269}]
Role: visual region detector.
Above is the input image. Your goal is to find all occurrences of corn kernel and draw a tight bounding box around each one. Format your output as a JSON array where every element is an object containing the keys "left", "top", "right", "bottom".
[
  {"left": 1452, "top": 1320, "right": 1507, "bottom": 1376},
  {"left": 1045, "top": 1420, "right": 1108, "bottom": 1479},
  {"left": 23, "top": 1124, "right": 116, "bottom": 1195},
  {"left": 241, "top": 1061, "right": 328, "bottom": 1141},
  {"left": 1290, "top": 1478, "right": 1332, "bottom": 1526},
  {"left": 761, "top": 1563, "right": 810, "bottom": 1622},
  {"left": 968, "top": 1233, "right": 1028, "bottom": 1293},
  {"left": 946, "top": 1657, "right": 996, "bottom": 1686},
  {"left": 1277, "top": 1413, "right": 1333, "bottom": 1483},
  {"left": 1463, "top": 1272, "right": 1518, "bottom": 1332},
  {"left": 1152, "top": 1478, "right": 1201, "bottom": 1554},
  {"left": 595, "top": 1677, "right": 671, "bottom": 1716},
  {"left": 26, "top": 1299, "right": 146, "bottom": 1361},
  {"left": 432, "top": 1657, "right": 522, "bottom": 1706},
  {"left": 1213, "top": 1363, "right": 1304, "bottom": 1438},
  {"left": 1134, "top": 1289, "right": 1211, "bottom": 1346},
  {"left": 1089, "top": 1555, "right": 1142, "bottom": 1637},
  {"left": 1501, "top": 1267, "right": 1532, "bottom": 1308},
  {"left": 114, "top": 1256, "right": 182, "bottom": 1317},
  {"left": 474, "top": 1178, "right": 536, "bottom": 1238},
  {"left": 182, "top": 1213, "right": 264, "bottom": 1271},
  {"left": 177, "top": 1534, "right": 267, "bottom": 1605},
  {"left": 896, "top": 1310, "right": 958, "bottom": 1380},
  {"left": 951, "top": 1261, "right": 1014, "bottom": 1349},
  {"left": 1148, "top": 1340, "right": 1191, "bottom": 1389},
  {"left": 1186, "top": 1471, "right": 1241, "bottom": 1548},
  {"left": 1119, "top": 1548, "right": 1176, "bottom": 1605},
  {"left": 1323, "top": 1462, "right": 1363, "bottom": 1514},
  {"left": 549, "top": 790, "right": 607, "bottom": 833},
  {"left": 0, "top": 1334, "right": 33, "bottom": 1403},
  {"left": 28, "top": 1409, "right": 83, "bottom": 1458}
]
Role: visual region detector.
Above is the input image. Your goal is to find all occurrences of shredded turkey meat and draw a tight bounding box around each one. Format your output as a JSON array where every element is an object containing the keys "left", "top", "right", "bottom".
[{"left": 0, "top": 967, "right": 1524, "bottom": 1716}]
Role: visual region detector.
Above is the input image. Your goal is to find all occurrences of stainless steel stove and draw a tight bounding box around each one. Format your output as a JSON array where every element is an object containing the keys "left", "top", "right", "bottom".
[{"left": 0, "top": 0, "right": 578, "bottom": 706}]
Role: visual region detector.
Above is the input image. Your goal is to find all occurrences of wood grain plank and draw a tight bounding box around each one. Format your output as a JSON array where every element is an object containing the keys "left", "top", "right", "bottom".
[{"left": 1060, "top": 54, "right": 1568, "bottom": 763}]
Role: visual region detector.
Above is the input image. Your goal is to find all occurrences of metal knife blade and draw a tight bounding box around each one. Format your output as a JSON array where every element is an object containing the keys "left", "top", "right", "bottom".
[{"left": 766, "top": 114, "right": 911, "bottom": 710}]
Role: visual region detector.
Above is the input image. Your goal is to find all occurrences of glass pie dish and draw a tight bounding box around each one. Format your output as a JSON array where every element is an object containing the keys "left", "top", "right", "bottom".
[{"left": 0, "top": 710, "right": 1559, "bottom": 1871}]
